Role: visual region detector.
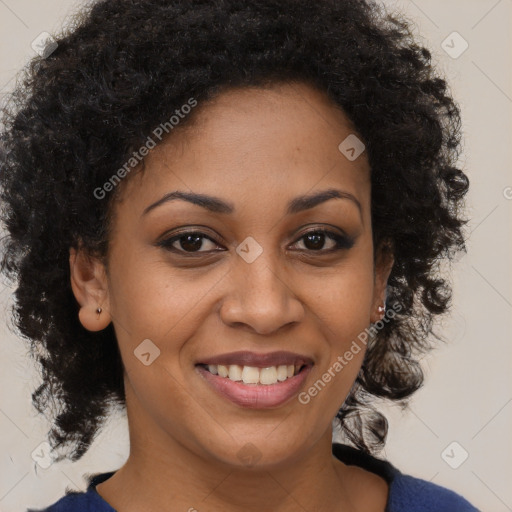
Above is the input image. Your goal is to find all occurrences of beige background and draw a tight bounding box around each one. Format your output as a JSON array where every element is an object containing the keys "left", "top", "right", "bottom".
[{"left": 0, "top": 1, "right": 511, "bottom": 511}]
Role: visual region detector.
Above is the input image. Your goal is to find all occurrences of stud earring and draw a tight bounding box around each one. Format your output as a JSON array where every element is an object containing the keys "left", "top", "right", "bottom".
[
  {"left": 377, "top": 304, "right": 385, "bottom": 319},
  {"left": 96, "top": 307, "right": 102, "bottom": 316}
]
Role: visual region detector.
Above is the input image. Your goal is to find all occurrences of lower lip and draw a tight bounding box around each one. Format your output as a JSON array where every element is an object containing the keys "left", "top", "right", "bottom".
[{"left": 196, "top": 365, "right": 312, "bottom": 409}]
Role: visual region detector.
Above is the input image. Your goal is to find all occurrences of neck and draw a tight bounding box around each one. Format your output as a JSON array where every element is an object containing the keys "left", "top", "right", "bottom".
[
  {"left": 95, "top": 383, "right": 364, "bottom": 512},
  {"left": 109, "top": 435, "right": 352, "bottom": 512}
]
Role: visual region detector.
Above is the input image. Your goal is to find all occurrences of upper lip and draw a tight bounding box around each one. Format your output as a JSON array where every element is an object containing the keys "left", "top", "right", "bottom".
[{"left": 196, "top": 351, "right": 314, "bottom": 368}]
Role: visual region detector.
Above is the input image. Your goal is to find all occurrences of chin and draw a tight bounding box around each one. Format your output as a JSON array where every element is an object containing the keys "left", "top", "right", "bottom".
[{"left": 200, "top": 433, "right": 311, "bottom": 471}]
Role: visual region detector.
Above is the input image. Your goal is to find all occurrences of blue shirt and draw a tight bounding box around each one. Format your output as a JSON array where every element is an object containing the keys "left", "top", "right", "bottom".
[{"left": 28, "top": 443, "right": 480, "bottom": 511}]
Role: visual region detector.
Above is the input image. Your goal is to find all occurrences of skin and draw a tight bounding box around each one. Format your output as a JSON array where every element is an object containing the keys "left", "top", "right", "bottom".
[{"left": 69, "top": 81, "right": 394, "bottom": 512}]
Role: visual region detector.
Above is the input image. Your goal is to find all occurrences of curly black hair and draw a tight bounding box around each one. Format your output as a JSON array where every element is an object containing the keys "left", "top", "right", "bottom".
[{"left": 0, "top": 0, "right": 469, "bottom": 462}]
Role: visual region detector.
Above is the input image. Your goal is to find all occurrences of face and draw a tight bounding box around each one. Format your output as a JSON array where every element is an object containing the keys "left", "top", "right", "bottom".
[{"left": 70, "top": 81, "right": 393, "bottom": 470}]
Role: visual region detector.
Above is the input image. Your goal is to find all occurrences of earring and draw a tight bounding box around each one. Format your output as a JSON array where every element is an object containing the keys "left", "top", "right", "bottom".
[
  {"left": 377, "top": 304, "right": 385, "bottom": 319},
  {"left": 96, "top": 307, "right": 102, "bottom": 316}
]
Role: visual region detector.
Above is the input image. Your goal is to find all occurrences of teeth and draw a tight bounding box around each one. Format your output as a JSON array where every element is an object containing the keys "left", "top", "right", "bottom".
[
  {"left": 277, "top": 365, "right": 288, "bottom": 382},
  {"left": 228, "top": 364, "right": 243, "bottom": 382},
  {"left": 242, "top": 365, "right": 260, "bottom": 384},
  {"left": 217, "top": 364, "right": 228, "bottom": 378},
  {"left": 204, "top": 363, "right": 304, "bottom": 385},
  {"left": 260, "top": 367, "right": 277, "bottom": 385}
]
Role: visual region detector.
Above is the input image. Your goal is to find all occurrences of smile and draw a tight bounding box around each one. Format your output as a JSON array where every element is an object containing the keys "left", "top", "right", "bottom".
[
  {"left": 196, "top": 362, "right": 313, "bottom": 409},
  {"left": 199, "top": 363, "right": 305, "bottom": 385}
]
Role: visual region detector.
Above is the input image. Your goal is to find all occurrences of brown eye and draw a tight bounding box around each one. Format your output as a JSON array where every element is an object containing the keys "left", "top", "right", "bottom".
[
  {"left": 301, "top": 232, "right": 331, "bottom": 251},
  {"left": 293, "top": 229, "right": 355, "bottom": 252},
  {"left": 158, "top": 231, "right": 221, "bottom": 254},
  {"left": 157, "top": 228, "right": 354, "bottom": 256}
]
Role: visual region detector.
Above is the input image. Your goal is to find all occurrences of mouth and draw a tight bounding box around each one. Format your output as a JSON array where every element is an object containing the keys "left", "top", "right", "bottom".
[
  {"left": 196, "top": 362, "right": 309, "bottom": 386},
  {"left": 195, "top": 350, "right": 314, "bottom": 386},
  {"left": 194, "top": 351, "right": 314, "bottom": 409}
]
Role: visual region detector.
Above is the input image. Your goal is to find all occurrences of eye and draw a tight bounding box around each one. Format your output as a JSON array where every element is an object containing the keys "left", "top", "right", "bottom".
[
  {"left": 157, "top": 230, "right": 222, "bottom": 254},
  {"left": 291, "top": 229, "right": 355, "bottom": 252},
  {"left": 157, "top": 227, "right": 354, "bottom": 255}
]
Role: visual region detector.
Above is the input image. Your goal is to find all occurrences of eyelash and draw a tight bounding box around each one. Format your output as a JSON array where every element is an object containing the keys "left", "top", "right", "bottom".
[{"left": 156, "top": 228, "right": 355, "bottom": 256}]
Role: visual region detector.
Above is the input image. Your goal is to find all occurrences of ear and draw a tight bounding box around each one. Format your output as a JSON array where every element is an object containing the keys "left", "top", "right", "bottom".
[
  {"left": 370, "top": 240, "right": 395, "bottom": 324},
  {"left": 69, "top": 246, "right": 112, "bottom": 331}
]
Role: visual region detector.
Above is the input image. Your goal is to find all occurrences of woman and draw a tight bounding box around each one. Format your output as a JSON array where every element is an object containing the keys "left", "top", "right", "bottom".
[{"left": 0, "top": 0, "right": 478, "bottom": 510}]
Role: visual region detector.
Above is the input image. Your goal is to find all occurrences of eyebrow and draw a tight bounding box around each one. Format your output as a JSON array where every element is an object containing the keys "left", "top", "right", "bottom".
[{"left": 142, "top": 187, "right": 362, "bottom": 218}]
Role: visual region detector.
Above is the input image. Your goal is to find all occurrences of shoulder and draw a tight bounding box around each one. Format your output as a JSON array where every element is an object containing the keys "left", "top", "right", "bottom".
[
  {"left": 341, "top": 463, "right": 389, "bottom": 511},
  {"left": 26, "top": 472, "right": 116, "bottom": 512},
  {"left": 389, "top": 472, "right": 480, "bottom": 512},
  {"left": 27, "top": 491, "right": 91, "bottom": 512},
  {"left": 331, "top": 443, "right": 479, "bottom": 512}
]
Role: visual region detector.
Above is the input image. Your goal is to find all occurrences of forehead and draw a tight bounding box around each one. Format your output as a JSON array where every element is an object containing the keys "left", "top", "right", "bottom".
[{"left": 117, "top": 82, "right": 371, "bottom": 219}]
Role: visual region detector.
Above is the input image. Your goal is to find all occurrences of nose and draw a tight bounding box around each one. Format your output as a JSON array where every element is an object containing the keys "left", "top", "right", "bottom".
[{"left": 219, "top": 253, "right": 305, "bottom": 336}]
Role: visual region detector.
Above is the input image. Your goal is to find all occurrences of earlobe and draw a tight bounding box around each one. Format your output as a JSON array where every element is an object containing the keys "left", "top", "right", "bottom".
[
  {"left": 69, "top": 247, "right": 112, "bottom": 331},
  {"left": 78, "top": 303, "right": 112, "bottom": 332}
]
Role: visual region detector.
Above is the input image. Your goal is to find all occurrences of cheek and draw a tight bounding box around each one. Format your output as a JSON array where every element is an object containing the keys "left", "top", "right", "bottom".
[
  {"left": 108, "top": 253, "right": 232, "bottom": 407},
  {"left": 298, "top": 261, "right": 374, "bottom": 410},
  {"left": 310, "top": 258, "right": 375, "bottom": 338},
  {"left": 109, "top": 261, "right": 215, "bottom": 427},
  {"left": 108, "top": 245, "right": 206, "bottom": 336}
]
